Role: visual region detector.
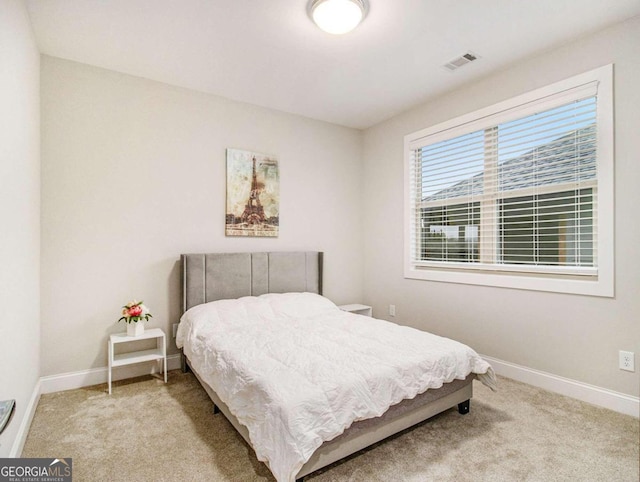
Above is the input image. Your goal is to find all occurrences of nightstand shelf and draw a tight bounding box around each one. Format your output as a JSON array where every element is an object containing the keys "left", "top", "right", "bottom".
[
  {"left": 108, "top": 328, "right": 167, "bottom": 394},
  {"left": 338, "top": 304, "right": 373, "bottom": 317},
  {"left": 112, "top": 348, "right": 164, "bottom": 367}
]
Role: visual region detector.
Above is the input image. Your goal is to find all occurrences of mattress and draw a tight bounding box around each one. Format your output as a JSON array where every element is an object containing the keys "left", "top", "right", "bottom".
[{"left": 177, "top": 292, "right": 496, "bottom": 482}]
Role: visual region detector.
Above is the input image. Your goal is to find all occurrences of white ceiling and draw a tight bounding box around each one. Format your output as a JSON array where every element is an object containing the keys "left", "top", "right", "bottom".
[{"left": 26, "top": 0, "right": 640, "bottom": 129}]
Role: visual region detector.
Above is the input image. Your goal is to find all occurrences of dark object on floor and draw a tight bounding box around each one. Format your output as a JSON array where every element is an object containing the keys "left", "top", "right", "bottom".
[{"left": 0, "top": 399, "right": 16, "bottom": 434}]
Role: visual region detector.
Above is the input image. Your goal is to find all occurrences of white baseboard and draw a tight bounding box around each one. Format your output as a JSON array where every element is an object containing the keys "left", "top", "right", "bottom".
[
  {"left": 483, "top": 354, "right": 639, "bottom": 418},
  {"left": 9, "top": 379, "right": 41, "bottom": 457},
  {"left": 40, "top": 354, "right": 182, "bottom": 394},
  {"left": 17, "top": 352, "right": 636, "bottom": 458}
]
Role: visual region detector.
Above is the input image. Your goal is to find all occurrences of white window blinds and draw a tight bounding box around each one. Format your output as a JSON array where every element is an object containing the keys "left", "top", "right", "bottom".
[{"left": 408, "top": 84, "right": 599, "bottom": 276}]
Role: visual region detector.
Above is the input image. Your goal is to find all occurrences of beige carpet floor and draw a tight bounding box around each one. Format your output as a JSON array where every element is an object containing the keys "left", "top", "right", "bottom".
[{"left": 23, "top": 371, "right": 638, "bottom": 481}]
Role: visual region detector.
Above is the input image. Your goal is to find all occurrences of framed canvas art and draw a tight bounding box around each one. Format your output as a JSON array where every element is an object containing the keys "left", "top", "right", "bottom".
[{"left": 226, "top": 148, "right": 279, "bottom": 237}]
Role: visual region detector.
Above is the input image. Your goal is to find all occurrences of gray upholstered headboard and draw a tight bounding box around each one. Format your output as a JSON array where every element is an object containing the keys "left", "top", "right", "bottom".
[{"left": 181, "top": 252, "right": 323, "bottom": 313}]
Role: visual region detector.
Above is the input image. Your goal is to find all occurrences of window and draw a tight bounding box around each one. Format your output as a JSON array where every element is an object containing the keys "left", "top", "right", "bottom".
[{"left": 404, "top": 65, "right": 613, "bottom": 296}]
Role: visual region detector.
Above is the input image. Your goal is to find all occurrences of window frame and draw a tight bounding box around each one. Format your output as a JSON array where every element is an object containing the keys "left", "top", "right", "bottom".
[{"left": 403, "top": 65, "right": 614, "bottom": 297}]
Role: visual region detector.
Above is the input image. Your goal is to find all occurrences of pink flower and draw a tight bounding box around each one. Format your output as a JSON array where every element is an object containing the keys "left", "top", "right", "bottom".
[{"left": 118, "top": 300, "right": 152, "bottom": 324}]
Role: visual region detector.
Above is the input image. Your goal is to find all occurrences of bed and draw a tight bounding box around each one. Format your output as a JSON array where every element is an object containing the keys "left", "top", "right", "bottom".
[{"left": 177, "top": 251, "right": 496, "bottom": 482}]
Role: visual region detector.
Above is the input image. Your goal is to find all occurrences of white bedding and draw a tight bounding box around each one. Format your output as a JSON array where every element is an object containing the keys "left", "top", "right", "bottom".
[{"left": 176, "top": 292, "right": 496, "bottom": 482}]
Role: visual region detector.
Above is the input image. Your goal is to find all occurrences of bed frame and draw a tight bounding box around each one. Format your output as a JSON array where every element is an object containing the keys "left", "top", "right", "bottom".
[{"left": 180, "top": 252, "right": 474, "bottom": 481}]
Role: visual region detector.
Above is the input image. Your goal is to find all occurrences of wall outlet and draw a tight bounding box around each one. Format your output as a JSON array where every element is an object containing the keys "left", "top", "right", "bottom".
[
  {"left": 173, "top": 323, "right": 178, "bottom": 338},
  {"left": 619, "top": 350, "right": 635, "bottom": 372},
  {"left": 389, "top": 304, "right": 396, "bottom": 317}
]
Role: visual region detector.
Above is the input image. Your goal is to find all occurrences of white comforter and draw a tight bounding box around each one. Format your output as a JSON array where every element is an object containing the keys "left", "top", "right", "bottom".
[{"left": 176, "top": 292, "right": 496, "bottom": 482}]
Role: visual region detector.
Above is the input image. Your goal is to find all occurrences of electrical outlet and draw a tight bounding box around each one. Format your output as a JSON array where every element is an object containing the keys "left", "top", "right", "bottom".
[
  {"left": 619, "top": 350, "right": 635, "bottom": 372},
  {"left": 173, "top": 323, "right": 179, "bottom": 338},
  {"left": 389, "top": 305, "right": 396, "bottom": 317}
]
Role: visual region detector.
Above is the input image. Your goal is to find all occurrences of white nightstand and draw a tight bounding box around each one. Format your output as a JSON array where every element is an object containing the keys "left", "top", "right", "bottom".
[
  {"left": 108, "top": 328, "right": 167, "bottom": 394},
  {"left": 338, "top": 304, "right": 373, "bottom": 317}
]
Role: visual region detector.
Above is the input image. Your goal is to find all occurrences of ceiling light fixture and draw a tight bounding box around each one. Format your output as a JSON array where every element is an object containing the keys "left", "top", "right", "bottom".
[{"left": 310, "top": 0, "right": 366, "bottom": 35}]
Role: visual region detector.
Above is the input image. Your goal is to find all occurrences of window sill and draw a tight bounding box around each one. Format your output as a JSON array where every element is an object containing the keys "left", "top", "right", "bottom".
[{"left": 404, "top": 264, "right": 613, "bottom": 297}]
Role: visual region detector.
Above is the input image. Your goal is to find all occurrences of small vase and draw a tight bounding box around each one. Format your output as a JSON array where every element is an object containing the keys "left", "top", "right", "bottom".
[{"left": 127, "top": 322, "right": 144, "bottom": 337}]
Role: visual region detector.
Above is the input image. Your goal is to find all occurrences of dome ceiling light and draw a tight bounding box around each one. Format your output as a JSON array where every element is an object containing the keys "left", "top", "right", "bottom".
[{"left": 310, "top": 0, "right": 367, "bottom": 35}]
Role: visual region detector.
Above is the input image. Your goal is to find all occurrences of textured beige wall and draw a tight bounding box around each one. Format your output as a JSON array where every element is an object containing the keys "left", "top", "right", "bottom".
[
  {"left": 361, "top": 17, "right": 640, "bottom": 396},
  {"left": 0, "top": 0, "right": 41, "bottom": 456},
  {"left": 40, "top": 57, "right": 363, "bottom": 376}
]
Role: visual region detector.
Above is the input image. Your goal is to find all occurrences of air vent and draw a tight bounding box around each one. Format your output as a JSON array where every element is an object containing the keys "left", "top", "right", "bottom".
[{"left": 443, "top": 52, "right": 478, "bottom": 72}]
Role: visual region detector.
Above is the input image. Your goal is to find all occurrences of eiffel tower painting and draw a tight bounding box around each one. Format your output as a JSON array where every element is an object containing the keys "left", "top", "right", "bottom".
[{"left": 226, "top": 148, "right": 279, "bottom": 237}]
